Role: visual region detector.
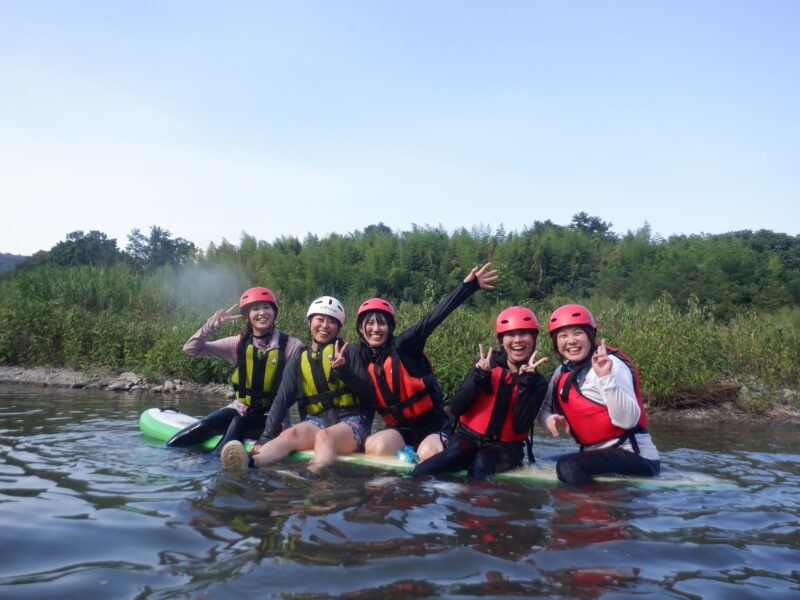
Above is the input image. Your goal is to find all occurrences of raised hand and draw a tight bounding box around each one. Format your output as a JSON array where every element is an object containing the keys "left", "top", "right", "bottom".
[
  {"left": 330, "top": 339, "right": 349, "bottom": 369},
  {"left": 464, "top": 262, "right": 499, "bottom": 290},
  {"left": 211, "top": 303, "right": 243, "bottom": 328},
  {"left": 519, "top": 350, "right": 548, "bottom": 374},
  {"left": 592, "top": 338, "right": 612, "bottom": 377},
  {"left": 475, "top": 344, "right": 493, "bottom": 371}
]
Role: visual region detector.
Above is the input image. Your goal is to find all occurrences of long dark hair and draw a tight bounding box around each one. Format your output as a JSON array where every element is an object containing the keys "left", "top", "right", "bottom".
[
  {"left": 356, "top": 310, "right": 395, "bottom": 364},
  {"left": 235, "top": 321, "right": 255, "bottom": 356},
  {"left": 236, "top": 301, "right": 277, "bottom": 355}
]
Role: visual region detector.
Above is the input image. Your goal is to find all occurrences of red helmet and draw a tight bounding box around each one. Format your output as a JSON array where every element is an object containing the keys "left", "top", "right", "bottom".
[
  {"left": 357, "top": 298, "right": 395, "bottom": 319},
  {"left": 239, "top": 287, "right": 278, "bottom": 313},
  {"left": 496, "top": 306, "right": 539, "bottom": 336},
  {"left": 548, "top": 304, "right": 596, "bottom": 333}
]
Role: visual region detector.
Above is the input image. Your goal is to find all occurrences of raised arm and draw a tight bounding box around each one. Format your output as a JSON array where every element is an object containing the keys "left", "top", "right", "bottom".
[
  {"left": 400, "top": 263, "right": 499, "bottom": 353},
  {"left": 182, "top": 304, "right": 242, "bottom": 363}
]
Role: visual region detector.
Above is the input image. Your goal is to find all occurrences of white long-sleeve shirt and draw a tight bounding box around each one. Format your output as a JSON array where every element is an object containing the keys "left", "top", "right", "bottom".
[{"left": 538, "top": 355, "right": 660, "bottom": 460}]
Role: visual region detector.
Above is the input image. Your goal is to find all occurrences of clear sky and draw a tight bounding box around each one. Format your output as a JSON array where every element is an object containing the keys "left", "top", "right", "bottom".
[{"left": 1, "top": 1, "right": 798, "bottom": 256}]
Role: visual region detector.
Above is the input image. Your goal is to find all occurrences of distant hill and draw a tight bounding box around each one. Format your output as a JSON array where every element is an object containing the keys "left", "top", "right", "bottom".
[{"left": 0, "top": 253, "right": 27, "bottom": 273}]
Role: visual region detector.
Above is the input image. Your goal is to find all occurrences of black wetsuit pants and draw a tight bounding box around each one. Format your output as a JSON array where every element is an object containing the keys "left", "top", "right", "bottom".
[
  {"left": 165, "top": 407, "right": 266, "bottom": 451},
  {"left": 411, "top": 433, "right": 523, "bottom": 480},
  {"left": 555, "top": 447, "right": 661, "bottom": 485}
]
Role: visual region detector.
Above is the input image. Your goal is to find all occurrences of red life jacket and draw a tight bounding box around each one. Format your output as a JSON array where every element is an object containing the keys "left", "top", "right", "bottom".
[
  {"left": 368, "top": 349, "right": 438, "bottom": 426},
  {"left": 553, "top": 347, "right": 648, "bottom": 447},
  {"left": 459, "top": 366, "right": 528, "bottom": 442}
]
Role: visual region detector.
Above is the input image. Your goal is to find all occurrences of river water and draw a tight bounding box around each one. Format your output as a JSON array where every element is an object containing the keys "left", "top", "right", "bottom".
[{"left": 0, "top": 384, "right": 798, "bottom": 599}]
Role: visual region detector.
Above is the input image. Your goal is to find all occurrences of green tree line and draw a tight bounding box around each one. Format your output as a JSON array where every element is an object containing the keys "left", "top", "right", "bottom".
[
  {"left": 7, "top": 217, "right": 799, "bottom": 319},
  {"left": 199, "top": 217, "right": 800, "bottom": 320},
  {"left": 1, "top": 216, "right": 798, "bottom": 408}
]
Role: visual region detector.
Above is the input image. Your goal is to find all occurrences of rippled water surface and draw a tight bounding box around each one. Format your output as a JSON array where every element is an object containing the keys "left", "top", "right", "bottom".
[{"left": 1, "top": 384, "right": 798, "bottom": 599}]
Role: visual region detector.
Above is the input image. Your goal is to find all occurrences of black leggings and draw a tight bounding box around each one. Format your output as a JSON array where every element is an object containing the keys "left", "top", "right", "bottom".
[
  {"left": 411, "top": 434, "right": 523, "bottom": 480},
  {"left": 165, "top": 407, "right": 266, "bottom": 451},
  {"left": 556, "top": 447, "right": 661, "bottom": 485}
]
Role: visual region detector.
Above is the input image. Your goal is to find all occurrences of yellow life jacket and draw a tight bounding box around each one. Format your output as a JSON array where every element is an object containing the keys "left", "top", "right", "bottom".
[
  {"left": 299, "top": 341, "right": 356, "bottom": 416},
  {"left": 230, "top": 332, "right": 289, "bottom": 411}
]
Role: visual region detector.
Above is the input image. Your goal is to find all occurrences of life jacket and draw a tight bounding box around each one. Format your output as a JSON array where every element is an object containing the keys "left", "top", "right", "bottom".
[
  {"left": 459, "top": 366, "right": 528, "bottom": 443},
  {"left": 553, "top": 347, "right": 648, "bottom": 451},
  {"left": 299, "top": 341, "right": 357, "bottom": 416},
  {"left": 230, "top": 332, "right": 288, "bottom": 411},
  {"left": 368, "top": 349, "right": 440, "bottom": 426}
]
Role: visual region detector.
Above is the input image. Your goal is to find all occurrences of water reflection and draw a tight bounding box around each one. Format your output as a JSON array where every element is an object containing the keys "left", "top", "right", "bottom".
[{"left": 1, "top": 385, "right": 799, "bottom": 599}]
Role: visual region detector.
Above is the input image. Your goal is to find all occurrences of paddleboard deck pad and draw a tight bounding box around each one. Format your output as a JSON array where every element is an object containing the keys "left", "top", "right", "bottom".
[{"left": 139, "top": 408, "right": 729, "bottom": 488}]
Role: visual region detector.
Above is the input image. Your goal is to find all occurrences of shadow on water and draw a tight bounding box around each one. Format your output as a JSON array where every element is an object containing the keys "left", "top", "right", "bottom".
[{"left": 1, "top": 384, "right": 799, "bottom": 599}]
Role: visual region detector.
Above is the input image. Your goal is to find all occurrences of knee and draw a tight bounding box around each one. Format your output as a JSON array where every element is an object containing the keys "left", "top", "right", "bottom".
[
  {"left": 556, "top": 455, "right": 590, "bottom": 485},
  {"left": 277, "top": 427, "right": 302, "bottom": 444},
  {"left": 364, "top": 436, "right": 384, "bottom": 454},
  {"left": 467, "top": 455, "right": 493, "bottom": 480},
  {"left": 364, "top": 435, "right": 395, "bottom": 455},
  {"left": 417, "top": 443, "right": 442, "bottom": 462},
  {"left": 417, "top": 435, "right": 444, "bottom": 462},
  {"left": 314, "top": 428, "right": 333, "bottom": 447}
]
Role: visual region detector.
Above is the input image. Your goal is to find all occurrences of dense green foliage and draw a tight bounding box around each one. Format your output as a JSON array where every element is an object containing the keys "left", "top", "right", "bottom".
[
  {"left": 200, "top": 217, "right": 799, "bottom": 320},
  {"left": 6, "top": 227, "right": 196, "bottom": 277},
  {"left": 0, "top": 253, "right": 26, "bottom": 273},
  {"left": 1, "top": 217, "right": 798, "bottom": 409}
]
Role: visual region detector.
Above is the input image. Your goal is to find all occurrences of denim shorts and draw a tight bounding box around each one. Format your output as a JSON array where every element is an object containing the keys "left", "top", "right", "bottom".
[{"left": 303, "top": 414, "right": 370, "bottom": 450}]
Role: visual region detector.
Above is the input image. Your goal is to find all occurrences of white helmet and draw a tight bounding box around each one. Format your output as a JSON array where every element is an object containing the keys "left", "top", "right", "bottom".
[{"left": 306, "top": 296, "right": 346, "bottom": 327}]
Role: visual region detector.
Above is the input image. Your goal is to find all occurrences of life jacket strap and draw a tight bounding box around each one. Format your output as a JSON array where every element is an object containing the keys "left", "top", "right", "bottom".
[
  {"left": 234, "top": 332, "right": 288, "bottom": 411},
  {"left": 302, "top": 386, "right": 353, "bottom": 413}
]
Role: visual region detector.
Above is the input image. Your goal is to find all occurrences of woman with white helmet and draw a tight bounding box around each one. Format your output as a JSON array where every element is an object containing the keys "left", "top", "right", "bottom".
[
  {"left": 167, "top": 287, "right": 304, "bottom": 450},
  {"left": 220, "top": 296, "right": 373, "bottom": 471}
]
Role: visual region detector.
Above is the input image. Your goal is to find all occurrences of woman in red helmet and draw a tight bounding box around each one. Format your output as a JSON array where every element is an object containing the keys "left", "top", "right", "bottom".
[
  {"left": 539, "top": 304, "right": 660, "bottom": 485},
  {"left": 338, "top": 263, "right": 498, "bottom": 462},
  {"left": 166, "top": 287, "right": 304, "bottom": 450},
  {"left": 410, "top": 306, "right": 549, "bottom": 479}
]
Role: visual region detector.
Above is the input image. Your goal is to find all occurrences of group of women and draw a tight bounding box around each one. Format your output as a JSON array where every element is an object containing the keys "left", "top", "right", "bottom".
[{"left": 167, "top": 263, "right": 660, "bottom": 485}]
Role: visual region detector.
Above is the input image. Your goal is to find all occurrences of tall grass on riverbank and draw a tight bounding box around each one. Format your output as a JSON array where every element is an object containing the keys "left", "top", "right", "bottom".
[{"left": 1, "top": 266, "right": 798, "bottom": 409}]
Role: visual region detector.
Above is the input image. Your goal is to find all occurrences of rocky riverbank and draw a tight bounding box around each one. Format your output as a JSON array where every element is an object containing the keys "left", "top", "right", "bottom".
[
  {"left": 1, "top": 365, "right": 798, "bottom": 426},
  {"left": 0, "top": 366, "right": 232, "bottom": 399}
]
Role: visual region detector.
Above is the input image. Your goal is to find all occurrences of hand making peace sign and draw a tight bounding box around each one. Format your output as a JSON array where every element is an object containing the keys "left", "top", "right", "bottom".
[
  {"left": 211, "top": 303, "right": 243, "bottom": 329},
  {"left": 518, "top": 350, "right": 548, "bottom": 374},
  {"left": 330, "top": 339, "right": 349, "bottom": 369},
  {"left": 592, "top": 338, "right": 612, "bottom": 377},
  {"left": 475, "top": 344, "right": 493, "bottom": 371}
]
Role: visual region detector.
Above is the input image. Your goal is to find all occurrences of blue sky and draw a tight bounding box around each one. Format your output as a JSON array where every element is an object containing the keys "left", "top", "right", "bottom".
[{"left": 1, "top": 1, "right": 798, "bottom": 256}]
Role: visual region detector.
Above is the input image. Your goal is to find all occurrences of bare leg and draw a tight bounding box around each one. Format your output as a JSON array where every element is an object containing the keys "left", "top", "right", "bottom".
[
  {"left": 417, "top": 433, "right": 444, "bottom": 462},
  {"left": 364, "top": 428, "right": 405, "bottom": 456},
  {"left": 251, "top": 422, "right": 321, "bottom": 468},
  {"left": 309, "top": 422, "right": 359, "bottom": 471}
]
